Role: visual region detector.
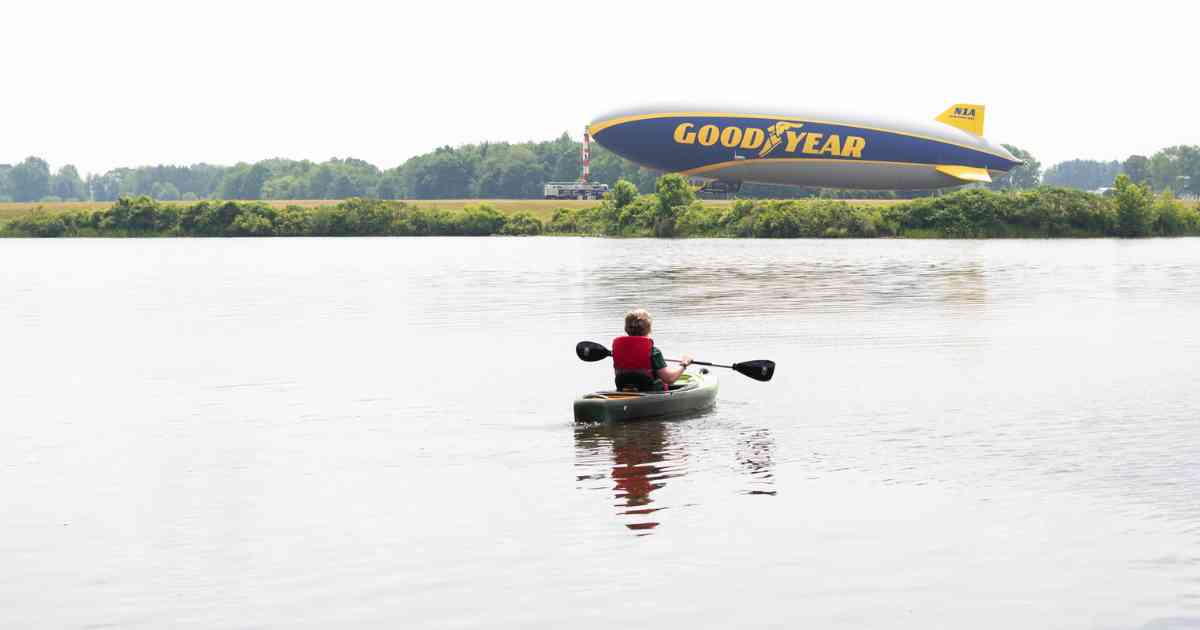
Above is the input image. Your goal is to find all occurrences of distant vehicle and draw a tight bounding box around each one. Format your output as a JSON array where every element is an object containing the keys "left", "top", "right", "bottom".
[
  {"left": 544, "top": 181, "right": 609, "bottom": 200},
  {"left": 588, "top": 103, "right": 1023, "bottom": 190}
]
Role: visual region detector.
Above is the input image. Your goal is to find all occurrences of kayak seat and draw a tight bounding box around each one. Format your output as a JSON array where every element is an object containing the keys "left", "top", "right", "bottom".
[{"left": 615, "top": 371, "right": 663, "bottom": 392}]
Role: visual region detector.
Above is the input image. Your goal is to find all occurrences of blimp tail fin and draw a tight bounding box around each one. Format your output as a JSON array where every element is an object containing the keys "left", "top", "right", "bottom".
[
  {"left": 936, "top": 103, "right": 986, "bottom": 137},
  {"left": 936, "top": 165, "right": 992, "bottom": 183}
]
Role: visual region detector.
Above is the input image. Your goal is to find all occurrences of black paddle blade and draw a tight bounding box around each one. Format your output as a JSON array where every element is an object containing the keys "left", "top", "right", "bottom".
[
  {"left": 732, "top": 360, "right": 775, "bottom": 382},
  {"left": 576, "top": 341, "right": 611, "bottom": 362}
]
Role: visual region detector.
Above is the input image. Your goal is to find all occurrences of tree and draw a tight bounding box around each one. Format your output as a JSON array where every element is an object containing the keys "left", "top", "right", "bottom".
[
  {"left": 50, "top": 165, "right": 86, "bottom": 200},
  {"left": 151, "top": 181, "right": 181, "bottom": 201},
  {"left": 9, "top": 156, "right": 51, "bottom": 202},
  {"left": 610, "top": 179, "right": 638, "bottom": 208},
  {"left": 1147, "top": 145, "right": 1200, "bottom": 196},
  {"left": 1122, "top": 155, "right": 1151, "bottom": 186},
  {"left": 376, "top": 171, "right": 405, "bottom": 199},
  {"left": 476, "top": 145, "right": 545, "bottom": 198},
  {"left": 988, "top": 145, "right": 1040, "bottom": 190},
  {"left": 654, "top": 173, "right": 696, "bottom": 236},
  {"left": 1042, "top": 159, "right": 1120, "bottom": 191},
  {"left": 218, "top": 163, "right": 271, "bottom": 199},
  {"left": 0, "top": 164, "right": 13, "bottom": 201},
  {"left": 88, "top": 169, "right": 131, "bottom": 201},
  {"left": 1113, "top": 174, "right": 1156, "bottom": 236}
]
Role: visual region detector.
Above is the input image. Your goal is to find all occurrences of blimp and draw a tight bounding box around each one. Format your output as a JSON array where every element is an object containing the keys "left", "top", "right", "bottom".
[{"left": 587, "top": 103, "right": 1022, "bottom": 190}]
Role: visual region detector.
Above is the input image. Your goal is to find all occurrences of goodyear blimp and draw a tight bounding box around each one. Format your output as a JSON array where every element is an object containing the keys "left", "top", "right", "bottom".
[{"left": 588, "top": 103, "right": 1022, "bottom": 190}]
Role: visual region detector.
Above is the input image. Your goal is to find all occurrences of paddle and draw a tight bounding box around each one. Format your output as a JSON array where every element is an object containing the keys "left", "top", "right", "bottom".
[{"left": 575, "top": 341, "right": 776, "bottom": 382}]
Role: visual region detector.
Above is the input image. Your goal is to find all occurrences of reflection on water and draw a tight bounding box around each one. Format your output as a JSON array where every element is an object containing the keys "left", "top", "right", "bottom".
[
  {"left": 575, "top": 418, "right": 777, "bottom": 535},
  {"left": 575, "top": 421, "right": 682, "bottom": 534},
  {"left": 736, "top": 427, "right": 777, "bottom": 496}
]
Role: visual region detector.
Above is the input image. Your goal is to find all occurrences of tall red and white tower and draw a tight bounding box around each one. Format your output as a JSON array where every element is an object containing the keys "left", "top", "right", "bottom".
[{"left": 580, "top": 127, "right": 591, "bottom": 183}]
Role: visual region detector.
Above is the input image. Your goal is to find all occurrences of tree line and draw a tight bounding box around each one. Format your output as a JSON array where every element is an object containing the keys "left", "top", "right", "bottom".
[
  {"left": 0, "top": 135, "right": 658, "bottom": 203},
  {"left": 1041, "top": 148, "right": 1200, "bottom": 195},
  {"left": 2, "top": 136, "right": 1198, "bottom": 203}
]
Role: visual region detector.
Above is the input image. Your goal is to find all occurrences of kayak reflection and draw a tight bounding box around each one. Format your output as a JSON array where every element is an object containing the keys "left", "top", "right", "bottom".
[
  {"left": 575, "top": 420, "right": 684, "bottom": 535},
  {"left": 574, "top": 418, "right": 776, "bottom": 536}
]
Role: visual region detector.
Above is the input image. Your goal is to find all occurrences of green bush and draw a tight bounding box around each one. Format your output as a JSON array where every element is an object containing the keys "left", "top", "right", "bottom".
[
  {"left": 546, "top": 208, "right": 580, "bottom": 234},
  {"left": 308, "top": 199, "right": 396, "bottom": 236},
  {"left": 1113, "top": 174, "right": 1157, "bottom": 237},
  {"left": 616, "top": 195, "right": 658, "bottom": 235},
  {"left": 5, "top": 180, "right": 1196, "bottom": 239},
  {"left": 179, "top": 200, "right": 244, "bottom": 236},
  {"left": 452, "top": 204, "right": 506, "bottom": 236},
  {"left": 274, "top": 205, "right": 312, "bottom": 236},
  {"left": 392, "top": 206, "right": 454, "bottom": 235},
  {"left": 231, "top": 211, "right": 275, "bottom": 236},
  {"left": 675, "top": 203, "right": 725, "bottom": 237},
  {"left": 1153, "top": 192, "right": 1191, "bottom": 236},
  {"left": 500, "top": 212, "right": 543, "bottom": 235},
  {"left": 4, "top": 210, "right": 70, "bottom": 237},
  {"left": 609, "top": 179, "right": 638, "bottom": 209},
  {"left": 653, "top": 174, "right": 695, "bottom": 237},
  {"left": 104, "top": 196, "right": 172, "bottom": 233}
]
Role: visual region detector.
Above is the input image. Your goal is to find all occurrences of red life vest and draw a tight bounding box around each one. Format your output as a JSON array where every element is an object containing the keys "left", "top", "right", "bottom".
[
  {"left": 613, "top": 335, "right": 654, "bottom": 372},
  {"left": 613, "top": 336, "right": 663, "bottom": 391}
]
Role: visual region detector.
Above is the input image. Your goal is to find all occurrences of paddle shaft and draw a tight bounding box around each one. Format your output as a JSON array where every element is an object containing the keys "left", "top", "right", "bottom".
[{"left": 666, "top": 358, "right": 732, "bottom": 369}]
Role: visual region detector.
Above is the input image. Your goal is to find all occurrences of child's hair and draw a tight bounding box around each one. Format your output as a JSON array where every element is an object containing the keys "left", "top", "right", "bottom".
[{"left": 624, "top": 308, "right": 653, "bottom": 336}]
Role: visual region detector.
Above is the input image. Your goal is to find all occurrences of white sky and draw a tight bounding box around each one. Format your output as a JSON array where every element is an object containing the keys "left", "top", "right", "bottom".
[{"left": 3, "top": 0, "right": 1196, "bottom": 175}]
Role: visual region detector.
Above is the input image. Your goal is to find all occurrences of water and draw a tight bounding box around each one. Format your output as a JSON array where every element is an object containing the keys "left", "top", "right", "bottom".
[{"left": 2, "top": 237, "right": 1199, "bottom": 629}]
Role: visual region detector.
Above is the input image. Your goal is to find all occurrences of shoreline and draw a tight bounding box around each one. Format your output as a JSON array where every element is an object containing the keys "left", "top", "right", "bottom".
[{"left": 3, "top": 182, "right": 1197, "bottom": 239}]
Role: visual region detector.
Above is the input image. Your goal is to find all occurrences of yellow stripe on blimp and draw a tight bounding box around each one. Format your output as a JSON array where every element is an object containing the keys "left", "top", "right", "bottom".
[
  {"left": 589, "top": 111, "right": 1012, "bottom": 162},
  {"left": 935, "top": 165, "right": 992, "bottom": 183},
  {"left": 681, "top": 157, "right": 973, "bottom": 178}
]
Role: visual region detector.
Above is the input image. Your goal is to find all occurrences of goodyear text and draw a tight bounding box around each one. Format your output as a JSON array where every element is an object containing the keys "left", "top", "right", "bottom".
[{"left": 672, "top": 122, "right": 866, "bottom": 159}]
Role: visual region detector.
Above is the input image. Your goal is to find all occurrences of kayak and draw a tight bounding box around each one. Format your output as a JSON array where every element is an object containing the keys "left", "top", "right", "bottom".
[{"left": 573, "top": 369, "right": 719, "bottom": 423}]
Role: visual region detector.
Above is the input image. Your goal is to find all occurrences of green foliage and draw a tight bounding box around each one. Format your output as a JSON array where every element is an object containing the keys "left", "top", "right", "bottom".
[
  {"left": 653, "top": 174, "right": 696, "bottom": 237},
  {"left": 547, "top": 208, "right": 580, "bottom": 234},
  {"left": 4, "top": 177, "right": 1198, "bottom": 239},
  {"left": 151, "top": 181, "right": 181, "bottom": 201},
  {"left": 50, "top": 165, "right": 86, "bottom": 201},
  {"left": 1042, "top": 159, "right": 1121, "bottom": 191},
  {"left": 1152, "top": 191, "right": 1198, "bottom": 236},
  {"left": 104, "top": 196, "right": 175, "bottom": 233},
  {"left": 609, "top": 179, "right": 638, "bottom": 208},
  {"left": 741, "top": 199, "right": 895, "bottom": 238},
  {"left": 1113, "top": 174, "right": 1157, "bottom": 237},
  {"left": 674, "top": 203, "right": 725, "bottom": 237},
  {"left": 1122, "top": 155, "right": 1151, "bottom": 185},
  {"left": 391, "top": 206, "right": 454, "bottom": 236},
  {"left": 500, "top": 211, "right": 543, "bottom": 236},
  {"left": 4, "top": 210, "right": 70, "bottom": 237},
  {"left": 989, "top": 145, "right": 1041, "bottom": 190},
  {"left": 0, "top": 164, "right": 12, "bottom": 201},
  {"left": 9, "top": 157, "right": 51, "bottom": 202},
  {"left": 1147, "top": 145, "right": 1200, "bottom": 196},
  {"left": 273, "top": 205, "right": 312, "bottom": 236},
  {"left": 453, "top": 204, "right": 506, "bottom": 236},
  {"left": 309, "top": 198, "right": 395, "bottom": 236},
  {"left": 231, "top": 209, "right": 275, "bottom": 236}
]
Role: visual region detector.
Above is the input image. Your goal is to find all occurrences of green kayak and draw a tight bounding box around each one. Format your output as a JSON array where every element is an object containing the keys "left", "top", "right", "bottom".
[{"left": 573, "top": 369, "right": 719, "bottom": 423}]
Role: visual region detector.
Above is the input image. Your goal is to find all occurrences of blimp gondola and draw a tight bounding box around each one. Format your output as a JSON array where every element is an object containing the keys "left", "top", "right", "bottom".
[{"left": 588, "top": 103, "right": 1022, "bottom": 191}]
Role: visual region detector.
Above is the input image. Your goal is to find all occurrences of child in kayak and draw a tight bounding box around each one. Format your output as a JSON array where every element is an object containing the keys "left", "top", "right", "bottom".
[{"left": 612, "top": 308, "right": 693, "bottom": 391}]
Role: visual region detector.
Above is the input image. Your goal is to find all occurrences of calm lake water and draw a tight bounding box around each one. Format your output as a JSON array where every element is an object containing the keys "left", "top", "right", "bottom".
[{"left": 3, "top": 237, "right": 1200, "bottom": 629}]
